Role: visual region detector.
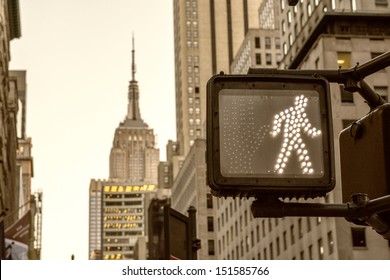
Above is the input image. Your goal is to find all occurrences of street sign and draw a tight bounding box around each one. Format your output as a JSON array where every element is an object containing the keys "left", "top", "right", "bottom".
[{"left": 207, "top": 74, "right": 335, "bottom": 198}]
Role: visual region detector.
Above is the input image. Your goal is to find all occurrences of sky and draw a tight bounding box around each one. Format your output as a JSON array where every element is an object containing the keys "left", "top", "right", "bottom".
[{"left": 9, "top": 0, "right": 176, "bottom": 260}]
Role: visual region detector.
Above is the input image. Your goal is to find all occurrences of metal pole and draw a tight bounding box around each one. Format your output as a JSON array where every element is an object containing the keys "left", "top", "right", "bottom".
[{"left": 251, "top": 198, "right": 348, "bottom": 218}]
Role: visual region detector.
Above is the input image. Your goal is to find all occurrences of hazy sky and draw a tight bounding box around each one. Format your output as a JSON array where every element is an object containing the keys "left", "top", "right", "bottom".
[{"left": 9, "top": 0, "right": 176, "bottom": 260}]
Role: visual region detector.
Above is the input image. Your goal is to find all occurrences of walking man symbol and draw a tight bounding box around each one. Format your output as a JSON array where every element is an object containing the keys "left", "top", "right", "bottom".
[{"left": 270, "top": 95, "right": 321, "bottom": 174}]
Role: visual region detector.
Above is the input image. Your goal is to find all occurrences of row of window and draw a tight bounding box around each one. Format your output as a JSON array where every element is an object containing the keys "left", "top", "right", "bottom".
[
  {"left": 208, "top": 230, "right": 331, "bottom": 260},
  {"left": 254, "top": 36, "right": 281, "bottom": 50},
  {"left": 187, "top": 76, "right": 200, "bottom": 84},
  {"left": 280, "top": 0, "right": 320, "bottom": 13},
  {"left": 185, "top": 0, "right": 197, "bottom": 9},
  {"left": 255, "top": 53, "right": 282, "bottom": 66}
]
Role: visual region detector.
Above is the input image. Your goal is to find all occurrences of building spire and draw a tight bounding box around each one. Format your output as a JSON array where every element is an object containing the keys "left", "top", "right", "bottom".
[
  {"left": 127, "top": 34, "right": 142, "bottom": 121},
  {"left": 132, "top": 33, "right": 136, "bottom": 81}
]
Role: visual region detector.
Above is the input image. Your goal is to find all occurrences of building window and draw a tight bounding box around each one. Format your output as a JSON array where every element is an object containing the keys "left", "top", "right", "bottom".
[
  {"left": 315, "top": 57, "right": 320, "bottom": 69},
  {"left": 308, "top": 245, "right": 313, "bottom": 260},
  {"left": 195, "top": 87, "right": 200, "bottom": 93},
  {"left": 351, "top": 227, "right": 367, "bottom": 247},
  {"left": 255, "top": 37, "right": 260, "bottom": 48},
  {"left": 307, "top": 3, "right": 312, "bottom": 16},
  {"left": 276, "top": 237, "right": 280, "bottom": 256},
  {"left": 318, "top": 238, "right": 324, "bottom": 260},
  {"left": 283, "top": 231, "right": 287, "bottom": 250},
  {"left": 340, "top": 85, "right": 354, "bottom": 103},
  {"left": 266, "top": 53, "right": 272, "bottom": 65},
  {"left": 375, "top": 0, "right": 389, "bottom": 6},
  {"left": 300, "top": 251, "right": 304, "bottom": 260},
  {"left": 307, "top": 217, "right": 311, "bottom": 232},
  {"left": 208, "top": 240, "right": 215, "bottom": 255},
  {"left": 265, "top": 37, "right": 271, "bottom": 49},
  {"left": 206, "top": 193, "right": 213, "bottom": 208},
  {"left": 262, "top": 220, "right": 266, "bottom": 237},
  {"left": 255, "top": 53, "right": 261, "bottom": 65},
  {"left": 337, "top": 52, "right": 351, "bottom": 68},
  {"left": 287, "top": 11, "right": 292, "bottom": 25},
  {"left": 290, "top": 225, "right": 295, "bottom": 244},
  {"left": 275, "top": 37, "right": 281, "bottom": 49},
  {"left": 298, "top": 218, "right": 303, "bottom": 239},
  {"left": 328, "top": 231, "right": 334, "bottom": 255},
  {"left": 276, "top": 54, "right": 282, "bottom": 65}
]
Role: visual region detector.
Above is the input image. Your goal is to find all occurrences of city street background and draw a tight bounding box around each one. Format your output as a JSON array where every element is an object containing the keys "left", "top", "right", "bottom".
[{"left": 9, "top": 0, "right": 176, "bottom": 260}]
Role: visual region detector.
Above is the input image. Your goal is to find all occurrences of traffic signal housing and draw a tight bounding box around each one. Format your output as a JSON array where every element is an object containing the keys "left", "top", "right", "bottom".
[
  {"left": 340, "top": 103, "right": 390, "bottom": 202},
  {"left": 206, "top": 74, "right": 335, "bottom": 198}
]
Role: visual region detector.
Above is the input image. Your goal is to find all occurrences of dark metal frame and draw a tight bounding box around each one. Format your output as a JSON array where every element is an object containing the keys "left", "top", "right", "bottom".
[{"left": 207, "top": 75, "right": 334, "bottom": 198}]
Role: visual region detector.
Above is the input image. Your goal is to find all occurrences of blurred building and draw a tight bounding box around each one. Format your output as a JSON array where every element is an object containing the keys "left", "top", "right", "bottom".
[
  {"left": 88, "top": 38, "right": 159, "bottom": 260},
  {"left": 1, "top": 9, "right": 41, "bottom": 257},
  {"left": 0, "top": 0, "right": 22, "bottom": 259}
]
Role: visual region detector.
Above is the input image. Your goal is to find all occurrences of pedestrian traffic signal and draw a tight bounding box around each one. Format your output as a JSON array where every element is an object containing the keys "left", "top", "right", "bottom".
[{"left": 206, "top": 74, "right": 335, "bottom": 198}]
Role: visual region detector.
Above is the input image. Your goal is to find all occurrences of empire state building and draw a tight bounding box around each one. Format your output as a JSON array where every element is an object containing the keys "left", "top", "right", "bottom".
[
  {"left": 109, "top": 39, "right": 159, "bottom": 183},
  {"left": 89, "top": 38, "right": 159, "bottom": 260}
]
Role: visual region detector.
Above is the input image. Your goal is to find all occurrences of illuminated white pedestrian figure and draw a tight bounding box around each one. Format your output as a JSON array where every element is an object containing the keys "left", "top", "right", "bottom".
[{"left": 271, "top": 95, "right": 321, "bottom": 174}]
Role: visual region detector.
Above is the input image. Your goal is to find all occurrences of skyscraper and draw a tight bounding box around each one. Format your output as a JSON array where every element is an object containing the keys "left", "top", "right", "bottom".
[
  {"left": 89, "top": 38, "right": 159, "bottom": 260},
  {"left": 173, "top": 0, "right": 264, "bottom": 157},
  {"left": 109, "top": 37, "right": 159, "bottom": 183}
]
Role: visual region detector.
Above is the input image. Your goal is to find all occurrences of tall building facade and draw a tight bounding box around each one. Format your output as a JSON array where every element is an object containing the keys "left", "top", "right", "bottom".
[
  {"left": 171, "top": 0, "right": 390, "bottom": 260},
  {"left": 173, "top": 0, "right": 264, "bottom": 157},
  {"left": 1, "top": 1, "right": 21, "bottom": 250},
  {"left": 88, "top": 39, "right": 159, "bottom": 260}
]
